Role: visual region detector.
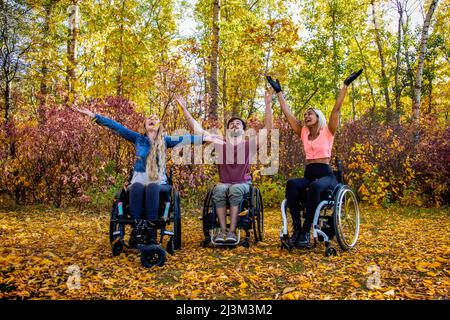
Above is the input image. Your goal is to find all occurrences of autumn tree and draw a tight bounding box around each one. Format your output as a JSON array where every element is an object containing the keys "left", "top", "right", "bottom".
[{"left": 412, "top": 0, "right": 439, "bottom": 121}]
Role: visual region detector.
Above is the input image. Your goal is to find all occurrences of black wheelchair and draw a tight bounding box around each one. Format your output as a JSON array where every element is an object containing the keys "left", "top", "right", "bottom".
[
  {"left": 201, "top": 185, "right": 264, "bottom": 248},
  {"left": 109, "top": 170, "right": 181, "bottom": 267},
  {"left": 280, "top": 159, "right": 360, "bottom": 256}
]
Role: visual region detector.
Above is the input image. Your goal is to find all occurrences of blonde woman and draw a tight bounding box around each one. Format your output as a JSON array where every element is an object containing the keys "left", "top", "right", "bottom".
[{"left": 73, "top": 107, "right": 219, "bottom": 224}]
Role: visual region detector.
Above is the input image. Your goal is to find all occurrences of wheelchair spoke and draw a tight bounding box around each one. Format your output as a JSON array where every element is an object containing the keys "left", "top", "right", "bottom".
[{"left": 344, "top": 218, "right": 356, "bottom": 234}]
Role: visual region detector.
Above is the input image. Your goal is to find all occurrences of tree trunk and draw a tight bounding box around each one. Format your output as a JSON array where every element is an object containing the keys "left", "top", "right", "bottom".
[
  {"left": 394, "top": 0, "right": 403, "bottom": 123},
  {"left": 351, "top": 83, "right": 356, "bottom": 121},
  {"left": 4, "top": 81, "right": 11, "bottom": 121},
  {"left": 222, "top": 67, "right": 227, "bottom": 122},
  {"left": 330, "top": 0, "right": 339, "bottom": 98},
  {"left": 371, "top": 0, "right": 392, "bottom": 120},
  {"left": 66, "top": 0, "right": 79, "bottom": 102},
  {"left": 353, "top": 35, "right": 377, "bottom": 115},
  {"left": 209, "top": 0, "right": 220, "bottom": 120},
  {"left": 38, "top": 2, "right": 54, "bottom": 123},
  {"left": 412, "top": 0, "right": 439, "bottom": 121},
  {"left": 427, "top": 78, "right": 433, "bottom": 114},
  {"left": 222, "top": 1, "right": 228, "bottom": 125},
  {"left": 117, "top": 0, "right": 125, "bottom": 96},
  {"left": 202, "top": 57, "right": 209, "bottom": 121}
]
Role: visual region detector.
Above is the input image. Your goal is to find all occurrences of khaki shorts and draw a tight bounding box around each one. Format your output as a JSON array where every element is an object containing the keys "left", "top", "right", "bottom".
[{"left": 212, "top": 182, "right": 251, "bottom": 208}]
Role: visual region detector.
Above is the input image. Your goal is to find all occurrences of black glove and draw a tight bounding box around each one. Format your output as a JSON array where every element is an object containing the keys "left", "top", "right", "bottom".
[
  {"left": 266, "top": 76, "right": 282, "bottom": 93},
  {"left": 344, "top": 69, "right": 363, "bottom": 86}
]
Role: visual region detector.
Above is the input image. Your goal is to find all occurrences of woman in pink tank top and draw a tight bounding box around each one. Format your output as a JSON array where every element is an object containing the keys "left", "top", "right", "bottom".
[{"left": 267, "top": 69, "right": 362, "bottom": 248}]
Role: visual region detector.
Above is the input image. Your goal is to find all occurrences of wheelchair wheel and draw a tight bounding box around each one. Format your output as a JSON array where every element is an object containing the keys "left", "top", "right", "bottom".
[
  {"left": 166, "top": 237, "right": 175, "bottom": 255},
  {"left": 109, "top": 201, "right": 124, "bottom": 244},
  {"left": 333, "top": 186, "right": 360, "bottom": 251},
  {"left": 139, "top": 244, "right": 166, "bottom": 268},
  {"left": 202, "top": 190, "right": 214, "bottom": 238},
  {"left": 111, "top": 238, "right": 124, "bottom": 256},
  {"left": 325, "top": 247, "right": 337, "bottom": 257},
  {"left": 251, "top": 188, "right": 264, "bottom": 243},
  {"left": 256, "top": 188, "right": 264, "bottom": 241},
  {"left": 250, "top": 188, "right": 259, "bottom": 243},
  {"left": 173, "top": 190, "right": 182, "bottom": 250}
]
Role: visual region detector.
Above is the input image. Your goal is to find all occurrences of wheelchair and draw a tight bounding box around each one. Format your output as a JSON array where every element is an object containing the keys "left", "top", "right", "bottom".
[
  {"left": 109, "top": 170, "right": 182, "bottom": 268},
  {"left": 201, "top": 184, "right": 264, "bottom": 248},
  {"left": 280, "top": 159, "right": 360, "bottom": 256}
]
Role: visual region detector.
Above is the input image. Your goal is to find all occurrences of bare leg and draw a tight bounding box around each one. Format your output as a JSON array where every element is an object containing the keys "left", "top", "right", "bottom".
[
  {"left": 229, "top": 205, "right": 239, "bottom": 233},
  {"left": 216, "top": 207, "right": 227, "bottom": 233}
]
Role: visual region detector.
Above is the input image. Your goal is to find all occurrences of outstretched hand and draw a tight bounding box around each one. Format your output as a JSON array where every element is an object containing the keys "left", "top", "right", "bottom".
[
  {"left": 344, "top": 69, "right": 363, "bottom": 86},
  {"left": 266, "top": 76, "right": 282, "bottom": 93},
  {"left": 73, "top": 105, "right": 95, "bottom": 118},
  {"left": 203, "top": 133, "right": 225, "bottom": 145}
]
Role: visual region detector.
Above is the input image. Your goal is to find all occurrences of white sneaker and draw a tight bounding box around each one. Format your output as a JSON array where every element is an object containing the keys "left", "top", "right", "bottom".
[
  {"left": 214, "top": 231, "right": 226, "bottom": 243},
  {"left": 225, "top": 232, "right": 238, "bottom": 243}
]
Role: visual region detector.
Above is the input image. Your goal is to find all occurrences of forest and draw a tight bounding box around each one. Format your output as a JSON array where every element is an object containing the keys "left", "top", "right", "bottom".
[{"left": 0, "top": 0, "right": 448, "bottom": 300}]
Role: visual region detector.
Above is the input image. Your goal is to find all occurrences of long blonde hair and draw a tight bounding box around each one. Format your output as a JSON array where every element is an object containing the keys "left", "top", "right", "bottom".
[{"left": 146, "top": 125, "right": 167, "bottom": 182}]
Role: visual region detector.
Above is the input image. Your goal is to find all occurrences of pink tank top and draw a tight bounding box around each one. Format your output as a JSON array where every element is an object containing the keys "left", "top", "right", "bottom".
[{"left": 301, "top": 126, "right": 334, "bottom": 160}]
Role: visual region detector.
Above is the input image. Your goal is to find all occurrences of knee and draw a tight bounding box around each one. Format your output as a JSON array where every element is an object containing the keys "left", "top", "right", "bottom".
[
  {"left": 286, "top": 179, "right": 305, "bottom": 199},
  {"left": 212, "top": 185, "right": 228, "bottom": 208},
  {"left": 129, "top": 183, "right": 145, "bottom": 193},
  {"left": 213, "top": 184, "right": 227, "bottom": 197},
  {"left": 228, "top": 185, "right": 245, "bottom": 197},
  {"left": 286, "top": 179, "right": 297, "bottom": 190},
  {"left": 228, "top": 185, "right": 247, "bottom": 207},
  {"left": 146, "top": 183, "right": 159, "bottom": 192},
  {"left": 307, "top": 181, "right": 322, "bottom": 196}
]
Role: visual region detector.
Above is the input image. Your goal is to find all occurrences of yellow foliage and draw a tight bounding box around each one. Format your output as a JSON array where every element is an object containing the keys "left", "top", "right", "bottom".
[{"left": 0, "top": 206, "right": 449, "bottom": 300}]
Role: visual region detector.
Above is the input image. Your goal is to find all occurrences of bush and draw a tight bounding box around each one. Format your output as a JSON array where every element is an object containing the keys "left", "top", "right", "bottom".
[
  {"left": 335, "top": 114, "right": 449, "bottom": 207},
  {"left": 1, "top": 98, "right": 448, "bottom": 209},
  {"left": 257, "top": 175, "right": 287, "bottom": 209},
  {"left": 0, "top": 97, "right": 140, "bottom": 207}
]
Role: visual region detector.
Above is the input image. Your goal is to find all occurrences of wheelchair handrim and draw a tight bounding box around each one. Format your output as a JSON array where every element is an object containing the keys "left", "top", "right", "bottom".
[{"left": 334, "top": 187, "right": 360, "bottom": 249}]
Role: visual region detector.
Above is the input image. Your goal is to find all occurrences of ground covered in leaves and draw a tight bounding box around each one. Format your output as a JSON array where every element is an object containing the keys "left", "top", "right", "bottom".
[{"left": 0, "top": 205, "right": 449, "bottom": 300}]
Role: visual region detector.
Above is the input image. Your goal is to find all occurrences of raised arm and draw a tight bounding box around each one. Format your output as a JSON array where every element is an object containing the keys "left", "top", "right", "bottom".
[
  {"left": 257, "top": 88, "right": 274, "bottom": 148},
  {"left": 175, "top": 96, "right": 211, "bottom": 137},
  {"left": 328, "top": 69, "right": 363, "bottom": 135},
  {"left": 264, "top": 88, "right": 274, "bottom": 130},
  {"left": 175, "top": 96, "right": 225, "bottom": 145},
  {"left": 266, "top": 76, "right": 302, "bottom": 136},
  {"left": 73, "top": 106, "right": 140, "bottom": 143}
]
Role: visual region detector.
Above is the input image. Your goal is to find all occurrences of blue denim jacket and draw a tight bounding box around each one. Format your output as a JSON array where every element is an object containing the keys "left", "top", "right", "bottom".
[{"left": 95, "top": 114, "right": 203, "bottom": 183}]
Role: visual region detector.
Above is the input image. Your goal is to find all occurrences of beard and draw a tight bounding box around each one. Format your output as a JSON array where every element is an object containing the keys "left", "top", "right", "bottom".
[{"left": 228, "top": 129, "right": 243, "bottom": 138}]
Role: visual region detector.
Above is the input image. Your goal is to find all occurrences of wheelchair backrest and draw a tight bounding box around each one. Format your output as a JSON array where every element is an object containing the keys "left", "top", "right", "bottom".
[{"left": 333, "top": 159, "right": 344, "bottom": 184}]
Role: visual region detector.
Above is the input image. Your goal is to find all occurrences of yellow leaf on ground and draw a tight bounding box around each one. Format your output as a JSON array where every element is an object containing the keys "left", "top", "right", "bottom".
[
  {"left": 239, "top": 282, "right": 248, "bottom": 289},
  {"left": 282, "top": 287, "right": 296, "bottom": 295}
]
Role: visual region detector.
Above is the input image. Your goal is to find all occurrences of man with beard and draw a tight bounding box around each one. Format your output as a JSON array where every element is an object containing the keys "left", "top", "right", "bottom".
[{"left": 176, "top": 90, "right": 273, "bottom": 243}]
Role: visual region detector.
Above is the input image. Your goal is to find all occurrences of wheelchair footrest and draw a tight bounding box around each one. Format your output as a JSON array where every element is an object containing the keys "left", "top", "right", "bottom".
[{"left": 210, "top": 229, "right": 241, "bottom": 246}]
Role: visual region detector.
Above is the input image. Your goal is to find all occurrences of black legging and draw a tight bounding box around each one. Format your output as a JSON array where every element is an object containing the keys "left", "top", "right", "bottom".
[
  {"left": 128, "top": 183, "right": 171, "bottom": 220},
  {"left": 285, "top": 163, "right": 338, "bottom": 233}
]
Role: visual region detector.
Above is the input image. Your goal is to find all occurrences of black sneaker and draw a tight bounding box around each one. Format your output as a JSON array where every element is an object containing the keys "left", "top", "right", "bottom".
[
  {"left": 295, "top": 231, "right": 311, "bottom": 248},
  {"left": 288, "top": 228, "right": 301, "bottom": 247}
]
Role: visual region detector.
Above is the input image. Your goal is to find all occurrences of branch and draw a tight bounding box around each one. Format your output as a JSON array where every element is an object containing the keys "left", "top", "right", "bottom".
[
  {"left": 302, "top": 87, "right": 319, "bottom": 109},
  {"left": 249, "top": 0, "right": 259, "bottom": 11}
]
